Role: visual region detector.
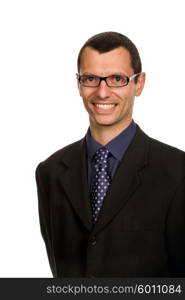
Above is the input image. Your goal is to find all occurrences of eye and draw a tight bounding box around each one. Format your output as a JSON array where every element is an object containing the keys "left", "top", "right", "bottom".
[
  {"left": 82, "top": 75, "right": 96, "bottom": 83},
  {"left": 80, "top": 75, "right": 99, "bottom": 86},
  {"left": 87, "top": 76, "right": 96, "bottom": 82},
  {"left": 110, "top": 75, "right": 128, "bottom": 85},
  {"left": 114, "top": 75, "right": 121, "bottom": 82}
]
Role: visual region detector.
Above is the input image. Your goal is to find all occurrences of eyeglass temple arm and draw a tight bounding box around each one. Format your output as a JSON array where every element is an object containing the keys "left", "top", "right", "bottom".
[{"left": 129, "top": 73, "right": 141, "bottom": 81}]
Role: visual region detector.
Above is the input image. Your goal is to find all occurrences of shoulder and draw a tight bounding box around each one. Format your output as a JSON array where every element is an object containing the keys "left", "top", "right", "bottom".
[
  {"left": 149, "top": 135, "right": 185, "bottom": 163},
  {"left": 136, "top": 124, "right": 184, "bottom": 159},
  {"left": 142, "top": 129, "right": 185, "bottom": 182},
  {"left": 35, "top": 137, "right": 85, "bottom": 176},
  {"left": 134, "top": 125, "right": 185, "bottom": 184}
]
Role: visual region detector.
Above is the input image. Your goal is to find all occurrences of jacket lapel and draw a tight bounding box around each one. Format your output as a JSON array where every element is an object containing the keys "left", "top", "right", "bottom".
[
  {"left": 58, "top": 127, "right": 150, "bottom": 234},
  {"left": 92, "top": 126, "right": 150, "bottom": 234},
  {"left": 59, "top": 138, "right": 93, "bottom": 232}
]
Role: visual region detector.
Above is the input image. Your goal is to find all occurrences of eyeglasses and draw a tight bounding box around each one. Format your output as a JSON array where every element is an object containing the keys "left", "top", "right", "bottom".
[{"left": 77, "top": 73, "right": 140, "bottom": 87}]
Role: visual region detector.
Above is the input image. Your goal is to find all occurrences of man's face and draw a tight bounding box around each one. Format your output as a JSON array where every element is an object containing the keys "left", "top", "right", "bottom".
[{"left": 78, "top": 46, "right": 145, "bottom": 130}]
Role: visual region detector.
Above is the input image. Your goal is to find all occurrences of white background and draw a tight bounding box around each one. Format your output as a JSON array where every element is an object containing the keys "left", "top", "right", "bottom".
[{"left": 0, "top": 0, "right": 184, "bottom": 277}]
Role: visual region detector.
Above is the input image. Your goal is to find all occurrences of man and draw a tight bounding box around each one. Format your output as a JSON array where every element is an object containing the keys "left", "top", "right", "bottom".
[{"left": 35, "top": 32, "right": 185, "bottom": 277}]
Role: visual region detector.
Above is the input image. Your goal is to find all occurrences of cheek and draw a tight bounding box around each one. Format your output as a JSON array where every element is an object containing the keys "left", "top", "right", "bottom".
[
  {"left": 112, "top": 91, "right": 127, "bottom": 103},
  {"left": 117, "top": 87, "right": 135, "bottom": 103},
  {"left": 113, "top": 86, "right": 130, "bottom": 97},
  {"left": 79, "top": 87, "right": 83, "bottom": 97},
  {"left": 79, "top": 87, "right": 91, "bottom": 99}
]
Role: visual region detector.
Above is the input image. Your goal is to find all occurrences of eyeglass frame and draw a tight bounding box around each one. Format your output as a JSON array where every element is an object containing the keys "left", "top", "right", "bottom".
[{"left": 77, "top": 73, "right": 141, "bottom": 88}]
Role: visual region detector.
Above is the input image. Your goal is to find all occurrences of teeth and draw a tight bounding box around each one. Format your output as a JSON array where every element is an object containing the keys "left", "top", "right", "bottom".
[{"left": 95, "top": 104, "right": 115, "bottom": 109}]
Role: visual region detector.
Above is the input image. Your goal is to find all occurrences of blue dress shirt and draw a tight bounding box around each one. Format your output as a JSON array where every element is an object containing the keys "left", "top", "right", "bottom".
[{"left": 86, "top": 120, "right": 137, "bottom": 190}]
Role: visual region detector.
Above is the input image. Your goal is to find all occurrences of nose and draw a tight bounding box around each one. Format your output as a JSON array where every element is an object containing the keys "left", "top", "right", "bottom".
[{"left": 95, "top": 80, "right": 111, "bottom": 99}]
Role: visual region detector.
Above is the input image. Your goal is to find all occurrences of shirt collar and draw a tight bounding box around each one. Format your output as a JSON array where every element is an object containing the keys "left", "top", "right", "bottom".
[{"left": 86, "top": 120, "right": 136, "bottom": 162}]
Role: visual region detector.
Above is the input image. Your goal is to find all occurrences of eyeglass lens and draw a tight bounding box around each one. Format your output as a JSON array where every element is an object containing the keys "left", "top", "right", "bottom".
[{"left": 79, "top": 75, "right": 129, "bottom": 87}]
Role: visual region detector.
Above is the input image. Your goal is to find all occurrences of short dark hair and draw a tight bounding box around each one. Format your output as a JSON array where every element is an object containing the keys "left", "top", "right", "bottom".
[{"left": 77, "top": 31, "right": 142, "bottom": 81}]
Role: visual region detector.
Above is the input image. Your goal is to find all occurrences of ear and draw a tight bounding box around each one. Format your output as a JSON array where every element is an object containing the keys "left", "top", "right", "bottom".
[{"left": 135, "top": 72, "right": 146, "bottom": 96}]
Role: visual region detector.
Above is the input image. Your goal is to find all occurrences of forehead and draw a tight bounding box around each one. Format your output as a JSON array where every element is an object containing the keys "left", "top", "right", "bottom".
[{"left": 80, "top": 46, "right": 133, "bottom": 76}]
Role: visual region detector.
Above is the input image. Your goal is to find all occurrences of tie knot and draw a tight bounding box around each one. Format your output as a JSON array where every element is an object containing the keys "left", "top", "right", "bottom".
[{"left": 94, "top": 147, "right": 109, "bottom": 166}]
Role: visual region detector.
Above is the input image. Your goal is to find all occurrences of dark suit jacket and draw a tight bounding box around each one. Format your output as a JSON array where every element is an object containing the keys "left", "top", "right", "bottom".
[{"left": 35, "top": 125, "right": 185, "bottom": 277}]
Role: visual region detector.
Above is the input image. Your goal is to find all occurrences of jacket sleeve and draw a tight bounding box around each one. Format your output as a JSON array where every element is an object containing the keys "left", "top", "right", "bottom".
[
  {"left": 166, "top": 179, "right": 185, "bottom": 276},
  {"left": 35, "top": 163, "right": 57, "bottom": 277}
]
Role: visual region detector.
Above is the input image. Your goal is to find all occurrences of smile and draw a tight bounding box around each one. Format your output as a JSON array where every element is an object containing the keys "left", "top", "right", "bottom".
[{"left": 93, "top": 103, "right": 117, "bottom": 109}]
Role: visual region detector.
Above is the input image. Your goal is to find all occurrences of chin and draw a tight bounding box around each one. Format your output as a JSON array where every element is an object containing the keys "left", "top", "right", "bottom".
[{"left": 94, "top": 118, "right": 117, "bottom": 127}]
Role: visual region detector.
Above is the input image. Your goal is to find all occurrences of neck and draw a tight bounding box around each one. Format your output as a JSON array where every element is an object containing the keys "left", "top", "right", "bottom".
[{"left": 89, "top": 119, "right": 133, "bottom": 146}]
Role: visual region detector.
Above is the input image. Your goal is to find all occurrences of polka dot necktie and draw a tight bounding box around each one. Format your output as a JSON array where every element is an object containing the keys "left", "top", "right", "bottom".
[{"left": 90, "top": 147, "right": 111, "bottom": 224}]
